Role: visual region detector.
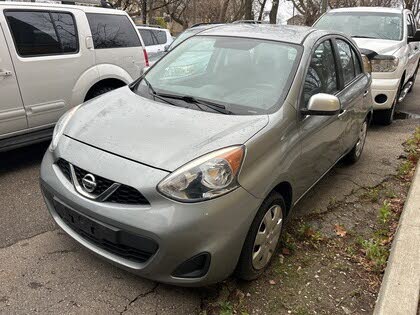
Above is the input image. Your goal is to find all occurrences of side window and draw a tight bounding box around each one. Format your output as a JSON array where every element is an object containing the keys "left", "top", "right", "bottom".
[
  {"left": 153, "top": 30, "right": 167, "bottom": 45},
  {"left": 303, "top": 40, "right": 338, "bottom": 105},
  {"left": 351, "top": 48, "right": 362, "bottom": 76},
  {"left": 51, "top": 13, "right": 78, "bottom": 53},
  {"left": 87, "top": 13, "right": 141, "bottom": 49},
  {"left": 336, "top": 39, "right": 356, "bottom": 85},
  {"left": 5, "top": 10, "right": 78, "bottom": 56},
  {"left": 407, "top": 14, "right": 414, "bottom": 37},
  {"left": 139, "top": 29, "right": 155, "bottom": 46}
]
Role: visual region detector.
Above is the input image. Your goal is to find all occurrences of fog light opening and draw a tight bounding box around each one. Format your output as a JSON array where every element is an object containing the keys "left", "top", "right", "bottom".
[
  {"left": 172, "top": 252, "right": 211, "bottom": 278},
  {"left": 374, "top": 94, "right": 388, "bottom": 104}
]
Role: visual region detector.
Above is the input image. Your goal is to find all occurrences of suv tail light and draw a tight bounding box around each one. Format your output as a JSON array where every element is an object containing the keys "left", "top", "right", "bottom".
[{"left": 143, "top": 48, "right": 149, "bottom": 67}]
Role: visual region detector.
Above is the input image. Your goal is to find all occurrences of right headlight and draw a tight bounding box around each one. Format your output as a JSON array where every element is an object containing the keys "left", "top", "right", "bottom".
[
  {"left": 49, "top": 105, "right": 80, "bottom": 152},
  {"left": 157, "top": 146, "right": 245, "bottom": 202},
  {"left": 371, "top": 56, "right": 399, "bottom": 72}
]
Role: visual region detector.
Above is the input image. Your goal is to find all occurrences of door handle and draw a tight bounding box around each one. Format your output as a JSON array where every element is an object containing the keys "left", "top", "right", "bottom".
[
  {"left": 338, "top": 109, "right": 347, "bottom": 119},
  {"left": 0, "top": 70, "right": 12, "bottom": 77},
  {"left": 363, "top": 90, "right": 369, "bottom": 97}
]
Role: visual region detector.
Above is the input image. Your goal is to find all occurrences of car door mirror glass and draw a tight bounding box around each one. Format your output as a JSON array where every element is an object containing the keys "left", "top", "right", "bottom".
[{"left": 302, "top": 93, "right": 341, "bottom": 116}]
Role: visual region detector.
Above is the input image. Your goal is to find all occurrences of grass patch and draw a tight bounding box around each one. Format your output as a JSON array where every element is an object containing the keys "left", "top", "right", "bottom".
[
  {"left": 362, "top": 187, "right": 380, "bottom": 203},
  {"left": 360, "top": 239, "right": 388, "bottom": 271},
  {"left": 378, "top": 201, "right": 392, "bottom": 224},
  {"left": 398, "top": 160, "right": 413, "bottom": 176}
]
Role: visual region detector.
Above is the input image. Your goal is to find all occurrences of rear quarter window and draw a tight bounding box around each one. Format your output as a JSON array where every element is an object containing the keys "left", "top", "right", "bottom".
[
  {"left": 152, "top": 30, "right": 167, "bottom": 44},
  {"left": 87, "top": 13, "right": 141, "bottom": 49}
]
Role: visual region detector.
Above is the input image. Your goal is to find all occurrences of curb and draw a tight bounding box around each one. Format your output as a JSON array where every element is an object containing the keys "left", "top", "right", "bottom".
[{"left": 373, "top": 163, "right": 420, "bottom": 315}]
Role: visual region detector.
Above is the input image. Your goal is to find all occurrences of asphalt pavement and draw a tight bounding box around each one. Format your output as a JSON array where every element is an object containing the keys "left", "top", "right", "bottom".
[{"left": 0, "top": 81, "right": 419, "bottom": 313}]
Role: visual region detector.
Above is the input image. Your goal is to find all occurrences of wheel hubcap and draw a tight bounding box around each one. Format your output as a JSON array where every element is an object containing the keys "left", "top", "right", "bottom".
[
  {"left": 252, "top": 204, "right": 283, "bottom": 270},
  {"left": 355, "top": 121, "right": 367, "bottom": 157}
]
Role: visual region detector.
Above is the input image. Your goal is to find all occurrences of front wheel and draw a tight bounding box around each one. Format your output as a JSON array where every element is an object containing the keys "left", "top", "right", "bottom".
[
  {"left": 344, "top": 119, "right": 368, "bottom": 164},
  {"left": 235, "top": 192, "right": 286, "bottom": 280}
]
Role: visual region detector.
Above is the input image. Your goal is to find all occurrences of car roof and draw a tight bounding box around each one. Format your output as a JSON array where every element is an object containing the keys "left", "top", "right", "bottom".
[
  {"left": 199, "top": 24, "right": 316, "bottom": 44},
  {"left": 0, "top": 1, "right": 127, "bottom": 14},
  {"left": 328, "top": 7, "right": 403, "bottom": 14}
]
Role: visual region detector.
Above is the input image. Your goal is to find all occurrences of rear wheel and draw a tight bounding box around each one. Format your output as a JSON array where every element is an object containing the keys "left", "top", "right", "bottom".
[
  {"left": 236, "top": 192, "right": 286, "bottom": 280},
  {"left": 344, "top": 119, "right": 368, "bottom": 164}
]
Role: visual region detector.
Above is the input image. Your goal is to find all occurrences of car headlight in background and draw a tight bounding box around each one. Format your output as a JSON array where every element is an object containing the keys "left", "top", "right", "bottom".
[
  {"left": 371, "top": 56, "right": 399, "bottom": 72},
  {"left": 157, "top": 146, "right": 245, "bottom": 202},
  {"left": 49, "top": 105, "right": 81, "bottom": 151}
]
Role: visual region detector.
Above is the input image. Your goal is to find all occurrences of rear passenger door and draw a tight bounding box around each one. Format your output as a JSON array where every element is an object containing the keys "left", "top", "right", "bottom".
[
  {"left": 333, "top": 38, "right": 370, "bottom": 153},
  {"left": 0, "top": 22, "right": 27, "bottom": 136},
  {"left": 3, "top": 9, "right": 94, "bottom": 128},
  {"left": 87, "top": 13, "right": 144, "bottom": 81}
]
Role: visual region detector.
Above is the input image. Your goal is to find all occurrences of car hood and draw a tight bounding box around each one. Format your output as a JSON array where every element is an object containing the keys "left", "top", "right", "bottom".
[
  {"left": 352, "top": 38, "right": 403, "bottom": 56},
  {"left": 64, "top": 87, "right": 269, "bottom": 171}
]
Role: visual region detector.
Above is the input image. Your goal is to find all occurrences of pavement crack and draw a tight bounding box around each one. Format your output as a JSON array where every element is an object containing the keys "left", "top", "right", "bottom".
[{"left": 120, "top": 283, "right": 159, "bottom": 314}]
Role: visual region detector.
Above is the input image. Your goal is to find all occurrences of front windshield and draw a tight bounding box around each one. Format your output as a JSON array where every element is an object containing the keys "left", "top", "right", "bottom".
[
  {"left": 315, "top": 12, "right": 403, "bottom": 41},
  {"left": 169, "top": 29, "right": 201, "bottom": 49},
  {"left": 137, "top": 36, "right": 300, "bottom": 115}
]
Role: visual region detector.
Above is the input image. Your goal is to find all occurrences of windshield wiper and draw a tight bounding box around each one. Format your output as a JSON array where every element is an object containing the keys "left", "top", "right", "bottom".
[
  {"left": 142, "top": 78, "right": 232, "bottom": 114},
  {"left": 351, "top": 35, "right": 377, "bottom": 39},
  {"left": 158, "top": 93, "right": 233, "bottom": 115},
  {"left": 142, "top": 77, "right": 178, "bottom": 107}
]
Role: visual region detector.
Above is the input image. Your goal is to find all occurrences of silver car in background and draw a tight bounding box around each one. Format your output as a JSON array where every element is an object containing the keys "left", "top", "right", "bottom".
[{"left": 40, "top": 24, "right": 372, "bottom": 286}]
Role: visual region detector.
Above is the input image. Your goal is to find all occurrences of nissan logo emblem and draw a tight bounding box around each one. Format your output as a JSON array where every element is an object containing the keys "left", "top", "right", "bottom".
[{"left": 82, "top": 173, "right": 97, "bottom": 193}]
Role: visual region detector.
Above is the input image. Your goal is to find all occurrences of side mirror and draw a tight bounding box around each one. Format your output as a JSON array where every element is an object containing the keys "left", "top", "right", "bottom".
[
  {"left": 408, "top": 29, "right": 420, "bottom": 43},
  {"left": 302, "top": 93, "right": 341, "bottom": 116},
  {"left": 164, "top": 44, "right": 170, "bottom": 52},
  {"left": 141, "top": 66, "right": 150, "bottom": 75}
]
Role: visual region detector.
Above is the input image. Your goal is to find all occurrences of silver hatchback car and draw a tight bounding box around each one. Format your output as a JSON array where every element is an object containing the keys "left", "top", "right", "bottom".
[{"left": 40, "top": 24, "right": 372, "bottom": 286}]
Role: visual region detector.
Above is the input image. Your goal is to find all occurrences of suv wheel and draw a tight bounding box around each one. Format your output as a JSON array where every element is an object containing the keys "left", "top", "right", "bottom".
[
  {"left": 90, "top": 86, "right": 116, "bottom": 99},
  {"left": 344, "top": 119, "right": 368, "bottom": 164},
  {"left": 236, "top": 192, "right": 286, "bottom": 280}
]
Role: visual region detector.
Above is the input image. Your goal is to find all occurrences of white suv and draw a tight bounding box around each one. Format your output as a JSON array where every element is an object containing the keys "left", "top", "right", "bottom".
[
  {"left": 315, "top": 7, "right": 420, "bottom": 124},
  {"left": 0, "top": 1, "right": 148, "bottom": 151},
  {"left": 136, "top": 26, "right": 173, "bottom": 58}
]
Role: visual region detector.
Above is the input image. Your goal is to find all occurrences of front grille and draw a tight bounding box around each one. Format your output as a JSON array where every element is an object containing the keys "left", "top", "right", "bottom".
[
  {"left": 56, "top": 159, "right": 149, "bottom": 205},
  {"left": 53, "top": 200, "right": 158, "bottom": 263},
  {"left": 73, "top": 164, "right": 114, "bottom": 196},
  {"left": 56, "top": 159, "right": 71, "bottom": 181}
]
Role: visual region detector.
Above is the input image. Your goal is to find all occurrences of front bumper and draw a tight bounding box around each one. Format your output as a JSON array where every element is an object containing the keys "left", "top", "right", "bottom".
[
  {"left": 371, "top": 77, "right": 400, "bottom": 110},
  {"left": 40, "top": 136, "right": 262, "bottom": 286}
]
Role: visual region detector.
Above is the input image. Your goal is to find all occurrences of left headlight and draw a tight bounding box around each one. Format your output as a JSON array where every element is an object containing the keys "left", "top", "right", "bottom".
[
  {"left": 49, "top": 105, "right": 81, "bottom": 151},
  {"left": 371, "top": 56, "right": 399, "bottom": 72},
  {"left": 157, "top": 146, "right": 245, "bottom": 202}
]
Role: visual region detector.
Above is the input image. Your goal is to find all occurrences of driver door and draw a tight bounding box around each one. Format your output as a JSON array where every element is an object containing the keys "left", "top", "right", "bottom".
[{"left": 296, "top": 39, "right": 345, "bottom": 195}]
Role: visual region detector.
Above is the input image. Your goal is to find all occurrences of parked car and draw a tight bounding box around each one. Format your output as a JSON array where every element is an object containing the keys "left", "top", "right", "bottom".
[
  {"left": 0, "top": 1, "right": 148, "bottom": 151},
  {"left": 136, "top": 25, "right": 173, "bottom": 59},
  {"left": 148, "top": 23, "right": 223, "bottom": 65},
  {"left": 40, "top": 24, "right": 372, "bottom": 286},
  {"left": 314, "top": 7, "right": 420, "bottom": 125}
]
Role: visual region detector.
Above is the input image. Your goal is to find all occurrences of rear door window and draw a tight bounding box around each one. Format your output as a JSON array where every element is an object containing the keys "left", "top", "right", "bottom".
[
  {"left": 87, "top": 13, "right": 141, "bottom": 49},
  {"left": 152, "top": 30, "right": 167, "bottom": 45},
  {"left": 5, "top": 10, "right": 78, "bottom": 56},
  {"left": 138, "top": 29, "right": 155, "bottom": 46}
]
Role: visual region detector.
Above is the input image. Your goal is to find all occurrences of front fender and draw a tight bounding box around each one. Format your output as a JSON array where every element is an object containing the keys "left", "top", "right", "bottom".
[{"left": 71, "top": 64, "right": 134, "bottom": 106}]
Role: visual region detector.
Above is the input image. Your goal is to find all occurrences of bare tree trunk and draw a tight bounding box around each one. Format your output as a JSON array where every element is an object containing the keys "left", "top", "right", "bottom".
[
  {"left": 269, "top": 0, "right": 279, "bottom": 24},
  {"left": 219, "top": 0, "right": 230, "bottom": 22},
  {"left": 148, "top": 0, "right": 153, "bottom": 24},
  {"left": 258, "top": 0, "right": 267, "bottom": 21},
  {"left": 142, "top": 0, "right": 147, "bottom": 24},
  {"left": 244, "top": 0, "right": 253, "bottom": 20}
]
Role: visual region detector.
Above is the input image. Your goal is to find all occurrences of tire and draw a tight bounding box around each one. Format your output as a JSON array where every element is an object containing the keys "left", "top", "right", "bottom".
[
  {"left": 235, "top": 192, "right": 286, "bottom": 281},
  {"left": 90, "top": 86, "right": 116, "bottom": 99},
  {"left": 408, "top": 63, "right": 418, "bottom": 94},
  {"left": 373, "top": 78, "right": 403, "bottom": 126},
  {"left": 344, "top": 119, "right": 368, "bottom": 164}
]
